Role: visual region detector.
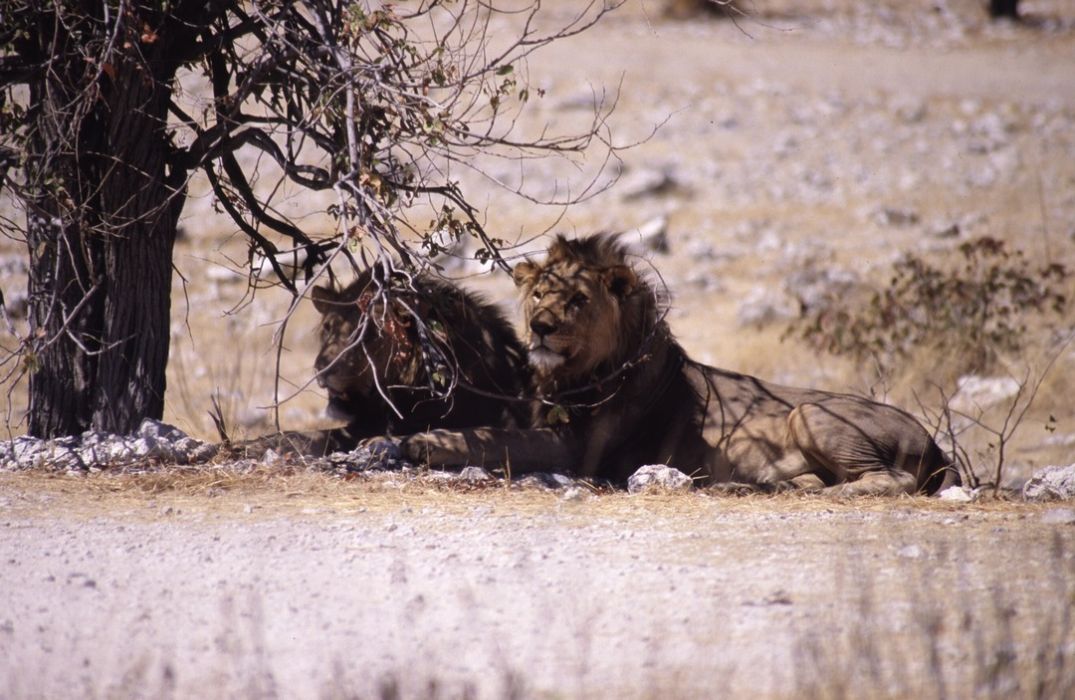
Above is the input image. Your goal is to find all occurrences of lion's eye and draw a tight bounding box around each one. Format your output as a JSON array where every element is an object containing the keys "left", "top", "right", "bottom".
[{"left": 568, "top": 293, "right": 589, "bottom": 308}]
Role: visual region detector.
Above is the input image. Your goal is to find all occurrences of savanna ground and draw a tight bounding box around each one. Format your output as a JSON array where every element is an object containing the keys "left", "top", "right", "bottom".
[{"left": 3, "top": 1, "right": 1075, "bottom": 697}]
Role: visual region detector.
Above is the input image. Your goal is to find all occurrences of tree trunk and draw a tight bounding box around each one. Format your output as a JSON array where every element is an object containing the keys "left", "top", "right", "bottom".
[
  {"left": 988, "top": 0, "right": 1019, "bottom": 18},
  {"left": 24, "top": 9, "right": 185, "bottom": 437}
]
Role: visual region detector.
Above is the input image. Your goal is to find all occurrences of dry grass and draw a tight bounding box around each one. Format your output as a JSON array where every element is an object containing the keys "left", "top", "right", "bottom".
[{"left": 0, "top": 468, "right": 1060, "bottom": 524}]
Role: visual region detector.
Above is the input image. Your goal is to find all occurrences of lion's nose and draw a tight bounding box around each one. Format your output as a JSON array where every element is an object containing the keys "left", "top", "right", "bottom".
[{"left": 529, "top": 316, "right": 557, "bottom": 337}]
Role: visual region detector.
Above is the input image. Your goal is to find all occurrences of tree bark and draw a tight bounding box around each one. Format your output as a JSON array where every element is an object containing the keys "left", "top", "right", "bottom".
[{"left": 24, "top": 7, "right": 187, "bottom": 437}]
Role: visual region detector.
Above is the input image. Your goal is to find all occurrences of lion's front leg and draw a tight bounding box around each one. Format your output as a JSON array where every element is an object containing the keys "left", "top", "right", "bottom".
[
  {"left": 399, "top": 429, "right": 473, "bottom": 466},
  {"left": 232, "top": 427, "right": 359, "bottom": 459},
  {"left": 401, "top": 427, "right": 576, "bottom": 474}
]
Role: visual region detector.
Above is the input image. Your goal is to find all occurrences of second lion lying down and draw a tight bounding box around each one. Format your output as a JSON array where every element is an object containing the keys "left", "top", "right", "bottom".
[{"left": 394, "top": 234, "right": 960, "bottom": 496}]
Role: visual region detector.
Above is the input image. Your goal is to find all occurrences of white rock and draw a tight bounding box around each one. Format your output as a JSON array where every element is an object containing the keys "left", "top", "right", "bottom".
[
  {"left": 138, "top": 419, "right": 189, "bottom": 443},
  {"left": 620, "top": 216, "right": 669, "bottom": 254},
  {"left": 618, "top": 167, "right": 681, "bottom": 201},
  {"left": 255, "top": 248, "right": 309, "bottom": 281},
  {"left": 951, "top": 375, "right": 1021, "bottom": 412},
  {"left": 207, "top": 265, "right": 246, "bottom": 283},
  {"left": 561, "top": 486, "right": 590, "bottom": 502},
  {"left": 627, "top": 464, "right": 693, "bottom": 494},
  {"left": 459, "top": 466, "right": 493, "bottom": 483},
  {"left": 1023, "top": 464, "right": 1075, "bottom": 502},
  {"left": 897, "top": 544, "right": 924, "bottom": 559},
  {"left": 938, "top": 486, "right": 976, "bottom": 503}
]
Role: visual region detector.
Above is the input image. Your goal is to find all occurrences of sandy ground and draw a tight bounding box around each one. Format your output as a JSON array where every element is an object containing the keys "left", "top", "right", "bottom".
[
  {"left": 3, "top": 2, "right": 1075, "bottom": 698},
  {"left": 1, "top": 473, "right": 1074, "bottom": 699}
]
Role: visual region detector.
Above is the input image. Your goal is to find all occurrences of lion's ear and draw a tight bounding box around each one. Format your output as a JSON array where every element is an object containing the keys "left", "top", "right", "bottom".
[
  {"left": 603, "top": 265, "right": 637, "bottom": 298},
  {"left": 310, "top": 284, "right": 340, "bottom": 314},
  {"left": 512, "top": 261, "right": 538, "bottom": 288}
]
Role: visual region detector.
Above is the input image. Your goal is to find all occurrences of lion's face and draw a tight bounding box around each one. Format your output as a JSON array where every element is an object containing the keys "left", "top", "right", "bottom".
[
  {"left": 513, "top": 237, "right": 637, "bottom": 380},
  {"left": 311, "top": 281, "right": 418, "bottom": 420}
]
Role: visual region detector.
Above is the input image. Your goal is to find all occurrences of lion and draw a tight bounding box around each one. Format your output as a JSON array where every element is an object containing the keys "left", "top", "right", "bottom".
[
  {"left": 235, "top": 268, "right": 529, "bottom": 458},
  {"left": 393, "top": 234, "right": 961, "bottom": 496}
]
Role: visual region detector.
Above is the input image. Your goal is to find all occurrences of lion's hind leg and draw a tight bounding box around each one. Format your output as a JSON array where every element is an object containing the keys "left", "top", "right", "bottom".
[{"left": 786, "top": 401, "right": 919, "bottom": 496}]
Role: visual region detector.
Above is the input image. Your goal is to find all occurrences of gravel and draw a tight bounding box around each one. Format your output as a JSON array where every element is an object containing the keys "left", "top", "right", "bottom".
[
  {"left": 1, "top": 486, "right": 1072, "bottom": 699},
  {"left": 0, "top": 419, "right": 219, "bottom": 473}
]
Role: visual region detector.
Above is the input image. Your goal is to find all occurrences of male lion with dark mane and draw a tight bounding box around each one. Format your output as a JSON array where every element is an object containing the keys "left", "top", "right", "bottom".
[
  {"left": 395, "top": 234, "right": 961, "bottom": 495},
  {"left": 237, "top": 268, "right": 529, "bottom": 458},
  {"left": 310, "top": 269, "right": 529, "bottom": 438}
]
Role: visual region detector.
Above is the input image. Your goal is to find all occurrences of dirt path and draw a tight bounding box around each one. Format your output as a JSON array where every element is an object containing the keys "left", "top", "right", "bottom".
[{"left": 2, "top": 474, "right": 1073, "bottom": 698}]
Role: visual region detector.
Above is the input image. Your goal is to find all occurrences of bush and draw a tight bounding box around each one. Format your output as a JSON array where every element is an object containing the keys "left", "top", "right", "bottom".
[{"left": 791, "top": 237, "right": 1068, "bottom": 375}]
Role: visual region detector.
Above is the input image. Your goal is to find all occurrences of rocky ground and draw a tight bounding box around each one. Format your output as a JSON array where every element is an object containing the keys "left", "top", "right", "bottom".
[
  {"left": 2, "top": 1, "right": 1075, "bottom": 698},
  {"left": 2, "top": 471, "right": 1074, "bottom": 699}
]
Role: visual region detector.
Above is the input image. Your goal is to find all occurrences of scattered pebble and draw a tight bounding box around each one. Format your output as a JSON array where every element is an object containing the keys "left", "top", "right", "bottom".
[
  {"left": 627, "top": 465, "right": 693, "bottom": 494},
  {"left": 620, "top": 215, "right": 670, "bottom": 255},
  {"left": 460, "top": 466, "right": 494, "bottom": 483},
  {"left": 561, "top": 486, "right": 590, "bottom": 502},
  {"left": 938, "top": 486, "right": 976, "bottom": 503},
  {"left": 0, "top": 419, "right": 219, "bottom": 473},
  {"left": 513, "top": 473, "right": 576, "bottom": 490},
  {"left": 897, "top": 544, "right": 924, "bottom": 559},
  {"left": 618, "top": 167, "right": 684, "bottom": 201},
  {"left": 872, "top": 206, "right": 920, "bottom": 228},
  {"left": 1023, "top": 464, "right": 1075, "bottom": 502}
]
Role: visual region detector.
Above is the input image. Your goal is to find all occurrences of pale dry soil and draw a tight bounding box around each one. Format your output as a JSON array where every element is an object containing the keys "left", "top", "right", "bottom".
[{"left": 1, "top": 472, "right": 1074, "bottom": 699}]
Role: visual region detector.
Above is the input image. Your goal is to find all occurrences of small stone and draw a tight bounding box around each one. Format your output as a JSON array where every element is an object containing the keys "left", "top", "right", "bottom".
[
  {"left": 627, "top": 465, "right": 693, "bottom": 494},
  {"left": 938, "top": 486, "right": 975, "bottom": 503},
  {"left": 620, "top": 216, "right": 670, "bottom": 255},
  {"left": 561, "top": 486, "right": 590, "bottom": 502},
  {"left": 931, "top": 223, "right": 961, "bottom": 239},
  {"left": 460, "top": 466, "right": 493, "bottom": 484},
  {"left": 1023, "top": 464, "right": 1075, "bottom": 502},
  {"left": 513, "top": 473, "right": 574, "bottom": 490},
  {"left": 618, "top": 167, "right": 682, "bottom": 201},
  {"left": 206, "top": 266, "right": 245, "bottom": 283},
  {"left": 891, "top": 96, "right": 927, "bottom": 123},
  {"left": 185, "top": 442, "right": 219, "bottom": 464},
  {"left": 872, "top": 207, "right": 920, "bottom": 228},
  {"left": 138, "top": 419, "right": 189, "bottom": 443},
  {"left": 254, "top": 249, "right": 309, "bottom": 281},
  {"left": 1, "top": 291, "right": 28, "bottom": 320},
  {"left": 897, "top": 544, "right": 923, "bottom": 559}
]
